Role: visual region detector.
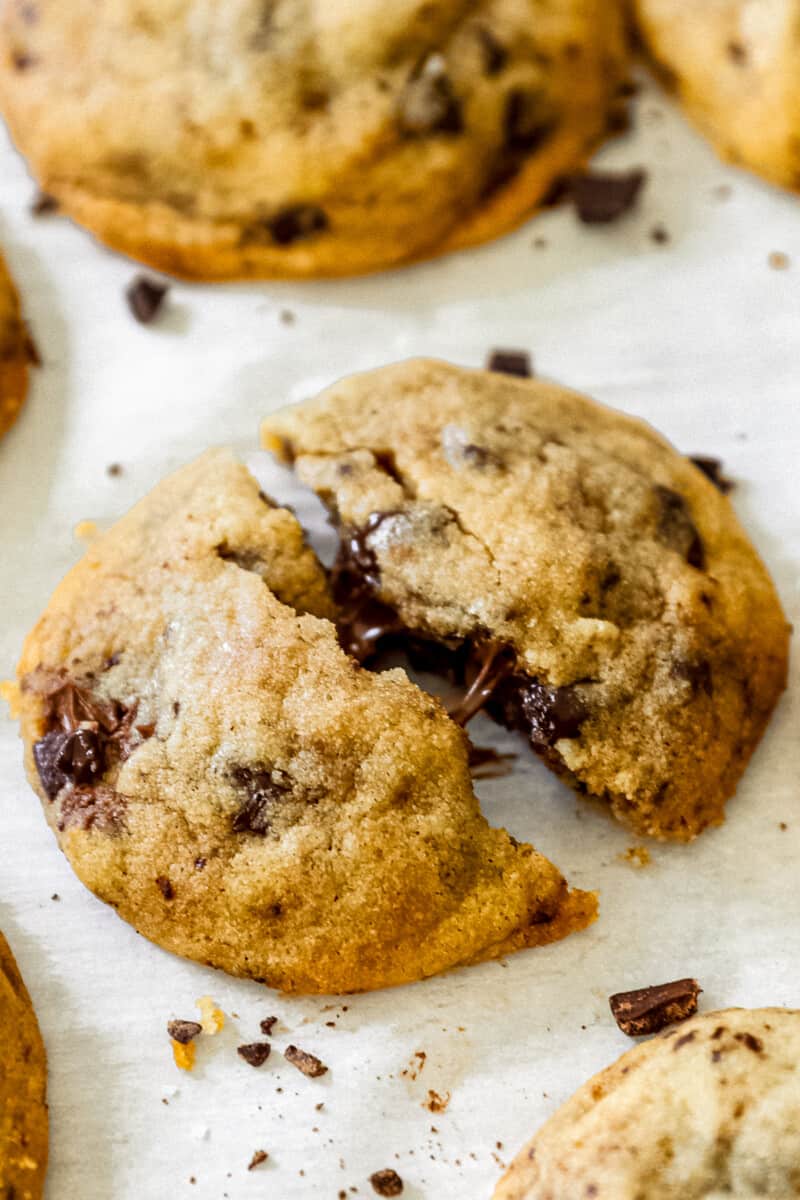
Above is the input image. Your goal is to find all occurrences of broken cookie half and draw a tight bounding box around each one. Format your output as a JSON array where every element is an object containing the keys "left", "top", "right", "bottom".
[
  {"left": 16, "top": 449, "right": 594, "bottom": 995},
  {"left": 262, "top": 359, "right": 789, "bottom": 841}
]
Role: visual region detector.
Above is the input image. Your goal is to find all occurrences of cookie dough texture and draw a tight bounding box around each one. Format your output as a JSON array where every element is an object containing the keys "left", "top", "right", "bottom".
[
  {"left": 17, "top": 449, "right": 595, "bottom": 995},
  {"left": 262, "top": 359, "right": 788, "bottom": 841},
  {"left": 494, "top": 1007, "right": 800, "bottom": 1198},
  {"left": 0, "top": 932, "right": 48, "bottom": 1200},
  {"left": 0, "top": 0, "right": 629, "bottom": 279},
  {"left": 0, "top": 251, "right": 31, "bottom": 439},
  {"left": 635, "top": 0, "right": 800, "bottom": 190}
]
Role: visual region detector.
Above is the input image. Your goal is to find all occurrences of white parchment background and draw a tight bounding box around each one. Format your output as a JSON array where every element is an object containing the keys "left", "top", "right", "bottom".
[{"left": 1, "top": 77, "right": 798, "bottom": 1200}]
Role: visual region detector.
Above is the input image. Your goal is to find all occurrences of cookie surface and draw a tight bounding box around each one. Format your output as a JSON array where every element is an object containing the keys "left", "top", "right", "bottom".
[
  {"left": 0, "top": 932, "right": 48, "bottom": 1200},
  {"left": 262, "top": 359, "right": 789, "bottom": 841},
  {"left": 16, "top": 449, "right": 595, "bottom": 995},
  {"left": 0, "top": 1, "right": 629, "bottom": 279},
  {"left": 494, "top": 1007, "right": 800, "bottom": 1198},
  {"left": 0, "top": 250, "right": 31, "bottom": 439},
  {"left": 635, "top": 0, "right": 800, "bottom": 190}
]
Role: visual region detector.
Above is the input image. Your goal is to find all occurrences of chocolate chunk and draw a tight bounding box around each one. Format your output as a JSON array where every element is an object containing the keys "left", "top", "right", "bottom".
[
  {"left": 654, "top": 485, "right": 705, "bottom": 568},
  {"left": 33, "top": 730, "right": 74, "bottom": 800},
  {"left": 503, "top": 89, "right": 555, "bottom": 152},
  {"left": 267, "top": 204, "right": 329, "bottom": 246},
  {"left": 284, "top": 1045, "right": 328, "bottom": 1077},
  {"left": 167, "top": 1019, "right": 202, "bottom": 1045},
  {"left": 571, "top": 169, "right": 646, "bottom": 225},
  {"left": 237, "top": 1041, "right": 272, "bottom": 1068},
  {"left": 231, "top": 767, "right": 292, "bottom": 835},
  {"left": 125, "top": 276, "right": 168, "bottom": 324},
  {"left": 519, "top": 680, "right": 588, "bottom": 747},
  {"left": 260, "top": 1016, "right": 278, "bottom": 1036},
  {"left": 57, "top": 786, "right": 126, "bottom": 833},
  {"left": 31, "top": 190, "right": 58, "bottom": 216},
  {"left": 476, "top": 26, "right": 508, "bottom": 75},
  {"left": 369, "top": 1169, "right": 404, "bottom": 1197},
  {"left": 397, "top": 54, "right": 463, "bottom": 136},
  {"left": 689, "top": 456, "right": 734, "bottom": 494},
  {"left": 156, "top": 875, "right": 175, "bottom": 900},
  {"left": 248, "top": 1149, "right": 269, "bottom": 1170},
  {"left": 609, "top": 978, "right": 701, "bottom": 1037},
  {"left": 33, "top": 727, "right": 102, "bottom": 799},
  {"left": 486, "top": 349, "right": 532, "bottom": 378}
]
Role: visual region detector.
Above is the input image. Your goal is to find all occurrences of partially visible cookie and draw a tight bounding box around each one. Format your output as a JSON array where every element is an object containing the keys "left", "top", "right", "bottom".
[
  {"left": 634, "top": 0, "right": 800, "bottom": 191},
  {"left": 0, "top": 251, "right": 32, "bottom": 439},
  {"left": 0, "top": 932, "right": 48, "bottom": 1200},
  {"left": 17, "top": 449, "right": 595, "bottom": 995},
  {"left": 262, "top": 359, "right": 789, "bottom": 841},
  {"left": 0, "top": 1, "right": 629, "bottom": 279},
  {"left": 494, "top": 1007, "right": 800, "bottom": 1198}
]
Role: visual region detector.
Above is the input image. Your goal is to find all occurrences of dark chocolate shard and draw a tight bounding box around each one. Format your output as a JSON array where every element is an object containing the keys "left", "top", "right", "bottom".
[
  {"left": 689, "top": 456, "right": 734, "bottom": 494},
  {"left": 167, "top": 1019, "right": 202, "bottom": 1045},
  {"left": 126, "top": 276, "right": 168, "bottom": 325},
  {"left": 654, "top": 485, "right": 705, "bottom": 569},
  {"left": 370, "top": 1168, "right": 404, "bottom": 1197},
  {"left": 397, "top": 53, "right": 463, "bottom": 136},
  {"left": 486, "top": 349, "right": 532, "bottom": 378},
  {"left": 609, "top": 978, "right": 701, "bottom": 1037},
  {"left": 267, "top": 204, "right": 329, "bottom": 246},
  {"left": 284, "top": 1044, "right": 328, "bottom": 1077},
  {"left": 231, "top": 767, "right": 292, "bottom": 835},
  {"left": 571, "top": 169, "right": 646, "bottom": 225},
  {"left": 237, "top": 1041, "right": 272, "bottom": 1068}
]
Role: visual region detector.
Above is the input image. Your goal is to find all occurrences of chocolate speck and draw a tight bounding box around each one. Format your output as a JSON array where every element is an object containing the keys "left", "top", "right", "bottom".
[
  {"left": 248, "top": 1150, "right": 268, "bottom": 1170},
  {"left": 106, "top": 462, "right": 123, "bottom": 478},
  {"left": 156, "top": 876, "right": 175, "bottom": 900},
  {"left": 31, "top": 190, "right": 58, "bottom": 217},
  {"left": 650, "top": 223, "right": 670, "bottom": 244},
  {"left": 260, "top": 1016, "right": 278, "bottom": 1036},
  {"left": 486, "top": 349, "right": 532, "bottom": 378},
  {"left": 369, "top": 1168, "right": 404, "bottom": 1196},
  {"left": 126, "top": 276, "right": 168, "bottom": 324}
]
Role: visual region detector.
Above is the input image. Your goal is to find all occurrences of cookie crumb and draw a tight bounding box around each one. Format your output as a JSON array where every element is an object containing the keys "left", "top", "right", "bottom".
[
  {"left": 619, "top": 845, "right": 651, "bottom": 869},
  {"left": 106, "top": 462, "right": 123, "bottom": 478},
  {"left": 260, "top": 1016, "right": 278, "bottom": 1036},
  {"left": 126, "top": 275, "right": 169, "bottom": 324},
  {"left": 284, "top": 1045, "right": 328, "bottom": 1077},
  {"left": 609, "top": 978, "right": 701, "bottom": 1037},
  {"left": 171, "top": 1038, "right": 197, "bottom": 1071},
  {"left": 196, "top": 996, "right": 225, "bottom": 1035},
  {"left": 248, "top": 1150, "right": 268, "bottom": 1171},
  {"left": 369, "top": 1168, "right": 404, "bottom": 1196},
  {"left": 0, "top": 680, "right": 22, "bottom": 717},
  {"left": 74, "top": 520, "right": 100, "bottom": 543},
  {"left": 167, "top": 1020, "right": 203, "bottom": 1045},
  {"left": 237, "top": 1042, "right": 272, "bottom": 1068},
  {"left": 423, "top": 1089, "right": 450, "bottom": 1113},
  {"left": 768, "top": 251, "right": 790, "bottom": 271}
]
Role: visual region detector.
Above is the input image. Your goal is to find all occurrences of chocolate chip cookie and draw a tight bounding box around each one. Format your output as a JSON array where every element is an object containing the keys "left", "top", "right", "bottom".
[
  {"left": 0, "top": 251, "right": 33, "bottom": 440},
  {"left": 494, "top": 1007, "right": 800, "bottom": 1198},
  {"left": 0, "top": 932, "right": 48, "bottom": 1200},
  {"left": 635, "top": 0, "right": 800, "bottom": 191},
  {"left": 262, "top": 359, "right": 789, "bottom": 841},
  {"left": 16, "top": 449, "right": 595, "bottom": 994},
  {"left": 0, "top": 1, "right": 629, "bottom": 279}
]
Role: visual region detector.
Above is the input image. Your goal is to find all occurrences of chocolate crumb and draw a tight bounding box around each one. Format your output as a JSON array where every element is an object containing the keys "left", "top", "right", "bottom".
[
  {"left": 31, "top": 190, "right": 59, "bottom": 217},
  {"left": 105, "top": 462, "right": 123, "bottom": 478},
  {"left": 689, "top": 456, "right": 734, "bottom": 494},
  {"left": 126, "top": 276, "right": 169, "bottom": 324},
  {"left": 156, "top": 875, "right": 175, "bottom": 900},
  {"left": 248, "top": 1150, "right": 268, "bottom": 1171},
  {"left": 237, "top": 1042, "right": 272, "bottom": 1068},
  {"left": 284, "top": 1045, "right": 328, "bottom": 1077},
  {"left": 279, "top": 309, "right": 296, "bottom": 325},
  {"left": 167, "top": 1019, "right": 203, "bottom": 1045},
  {"left": 369, "top": 1168, "right": 404, "bottom": 1196},
  {"left": 260, "top": 1016, "right": 278, "bottom": 1036},
  {"left": 650, "top": 223, "right": 670, "bottom": 244},
  {"left": 51, "top": 893, "right": 60, "bottom": 901},
  {"left": 609, "top": 978, "right": 701, "bottom": 1037},
  {"left": 486, "top": 349, "right": 532, "bottom": 378},
  {"left": 572, "top": 169, "right": 646, "bottom": 225}
]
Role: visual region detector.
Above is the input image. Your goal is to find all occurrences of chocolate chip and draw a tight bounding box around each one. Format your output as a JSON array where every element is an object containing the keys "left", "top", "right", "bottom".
[
  {"left": 689, "top": 456, "right": 734, "bottom": 494},
  {"left": 397, "top": 54, "right": 463, "bottom": 136},
  {"left": 125, "top": 276, "right": 168, "bottom": 324},
  {"left": 33, "top": 730, "right": 73, "bottom": 799},
  {"left": 167, "top": 1019, "right": 202, "bottom": 1045},
  {"left": 156, "top": 875, "right": 175, "bottom": 900},
  {"left": 57, "top": 786, "right": 126, "bottom": 833},
  {"left": 260, "top": 1016, "right": 278, "bottom": 1036},
  {"left": 503, "top": 89, "right": 555, "bottom": 152},
  {"left": 231, "top": 767, "right": 292, "bottom": 835},
  {"left": 654, "top": 485, "right": 705, "bottom": 568},
  {"left": 571, "top": 169, "right": 646, "bottom": 225},
  {"left": 369, "top": 1169, "right": 404, "bottom": 1197},
  {"left": 31, "top": 190, "right": 58, "bottom": 216},
  {"left": 237, "top": 1042, "right": 272, "bottom": 1068},
  {"left": 33, "top": 727, "right": 103, "bottom": 799},
  {"left": 266, "top": 204, "right": 328, "bottom": 246},
  {"left": 519, "top": 680, "right": 588, "bottom": 747},
  {"left": 609, "top": 978, "right": 701, "bottom": 1037},
  {"left": 248, "top": 1150, "right": 269, "bottom": 1170},
  {"left": 486, "top": 349, "right": 532, "bottom": 378},
  {"left": 476, "top": 26, "right": 508, "bottom": 75},
  {"left": 284, "top": 1045, "right": 328, "bottom": 1077}
]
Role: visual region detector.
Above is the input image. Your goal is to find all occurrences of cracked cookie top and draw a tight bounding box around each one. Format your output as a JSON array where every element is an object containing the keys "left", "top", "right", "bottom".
[
  {"left": 17, "top": 448, "right": 595, "bottom": 995},
  {"left": 0, "top": 251, "right": 33, "bottom": 439},
  {"left": 0, "top": 932, "right": 48, "bottom": 1200},
  {"left": 262, "top": 359, "right": 789, "bottom": 841},
  {"left": 0, "top": 0, "right": 629, "bottom": 278},
  {"left": 494, "top": 1007, "right": 800, "bottom": 1199}
]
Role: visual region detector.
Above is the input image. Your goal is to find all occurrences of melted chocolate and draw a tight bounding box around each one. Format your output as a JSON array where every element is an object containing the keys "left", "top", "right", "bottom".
[{"left": 231, "top": 767, "right": 293, "bottom": 835}]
